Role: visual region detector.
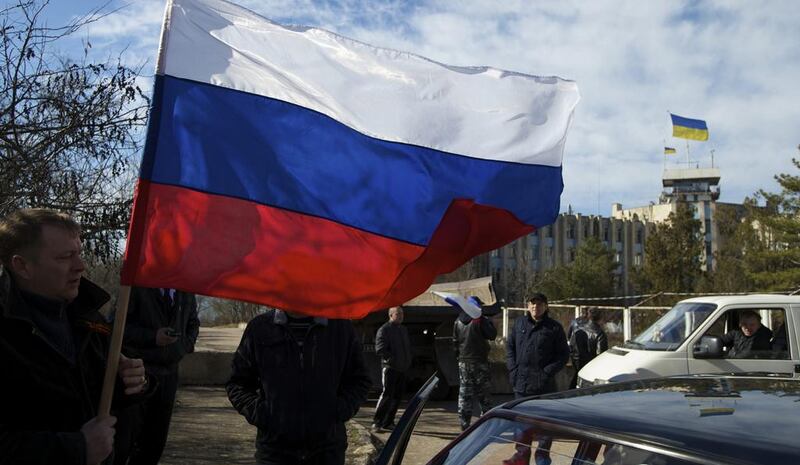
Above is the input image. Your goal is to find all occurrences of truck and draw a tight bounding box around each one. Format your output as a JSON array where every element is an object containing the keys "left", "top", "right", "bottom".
[
  {"left": 577, "top": 294, "right": 800, "bottom": 387},
  {"left": 353, "top": 276, "right": 501, "bottom": 400}
]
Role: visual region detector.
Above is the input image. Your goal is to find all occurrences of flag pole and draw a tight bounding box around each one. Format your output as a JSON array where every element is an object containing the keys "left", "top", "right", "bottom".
[
  {"left": 98, "top": 0, "right": 173, "bottom": 417},
  {"left": 98, "top": 285, "right": 131, "bottom": 416},
  {"left": 686, "top": 140, "right": 691, "bottom": 164}
]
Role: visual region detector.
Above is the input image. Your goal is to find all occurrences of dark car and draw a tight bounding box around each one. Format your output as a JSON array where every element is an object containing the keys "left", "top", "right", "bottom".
[{"left": 378, "top": 374, "right": 800, "bottom": 465}]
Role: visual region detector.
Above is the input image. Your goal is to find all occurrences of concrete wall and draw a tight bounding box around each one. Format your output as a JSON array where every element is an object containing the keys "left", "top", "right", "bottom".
[
  {"left": 490, "top": 361, "right": 574, "bottom": 394},
  {"left": 179, "top": 352, "right": 234, "bottom": 385},
  {"left": 179, "top": 349, "right": 576, "bottom": 395}
]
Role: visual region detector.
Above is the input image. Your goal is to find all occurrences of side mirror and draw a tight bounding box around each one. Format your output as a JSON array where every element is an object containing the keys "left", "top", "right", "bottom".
[{"left": 693, "top": 335, "right": 723, "bottom": 359}]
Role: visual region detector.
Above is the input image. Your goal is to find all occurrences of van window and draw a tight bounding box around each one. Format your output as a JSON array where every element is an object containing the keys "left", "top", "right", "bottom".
[
  {"left": 629, "top": 303, "right": 716, "bottom": 351},
  {"left": 699, "top": 308, "right": 789, "bottom": 360}
]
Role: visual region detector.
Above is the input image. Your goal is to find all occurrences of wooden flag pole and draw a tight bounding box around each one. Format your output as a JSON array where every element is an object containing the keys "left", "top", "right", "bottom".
[
  {"left": 98, "top": 285, "right": 132, "bottom": 416},
  {"left": 96, "top": 0, "right": 173, "bottom": 417}
]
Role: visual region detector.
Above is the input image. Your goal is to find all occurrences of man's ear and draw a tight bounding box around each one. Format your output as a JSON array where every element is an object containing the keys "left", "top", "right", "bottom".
[{"left": 10, "top": 254, "right": 33, "bottom": 280}]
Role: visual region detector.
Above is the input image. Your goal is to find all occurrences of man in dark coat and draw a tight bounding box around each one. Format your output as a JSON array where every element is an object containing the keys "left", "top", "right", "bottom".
[
  {"left": 568, "top": 307, "right": 608, "bottom": 389},
  {"left": 722, "top": 310, "right": 773, "bottom": 359},
  {"left": 227, "top": 308, "right": 371, "bottom": 465},
  {"left": 0, "top": 208, "right": 150, "bottom": 465},
  {"left": 372, "top": 306, "right": 412, "bottom": 432},
  {"left": 507, "top": 293, "right": 569, "bottom": 397},
  {"left": 452, "top": 296, "right": 497, "bottom": 430},
  {"left": 115, "top": 287, "right": 200, "bottom": 465},
  {"left": 505, "top": 292, "right": 569, "bottom": 465}
]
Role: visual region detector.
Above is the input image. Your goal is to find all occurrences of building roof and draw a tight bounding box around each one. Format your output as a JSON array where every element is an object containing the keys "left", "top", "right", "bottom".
[
  {"left": 508, "top": 376, "right": 800, "bottom": 464},
  {"left": 662, "top": 167, "right": 721, "bottom": 187}
]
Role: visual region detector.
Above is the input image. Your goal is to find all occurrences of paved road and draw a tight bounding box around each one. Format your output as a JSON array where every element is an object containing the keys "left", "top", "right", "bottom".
[
  {"left": 162, "top": 385, "right": 511, "bottom": 465},
  {"left": 171, "top": 326, "right": 514, "bottom": 464},
  {"left": 193, "top": 326, "right": 245, "bottom": 352}
]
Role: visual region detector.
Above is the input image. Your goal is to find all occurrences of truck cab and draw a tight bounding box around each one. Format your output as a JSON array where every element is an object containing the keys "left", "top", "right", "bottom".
[{"left": 578, "top": 294, "right": 800, "bottom": 387}]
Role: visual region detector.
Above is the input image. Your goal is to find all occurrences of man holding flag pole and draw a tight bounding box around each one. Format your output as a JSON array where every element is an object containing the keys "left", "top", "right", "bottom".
[{"left": 0, "top": 209, "right": 151, "bottom": 465}]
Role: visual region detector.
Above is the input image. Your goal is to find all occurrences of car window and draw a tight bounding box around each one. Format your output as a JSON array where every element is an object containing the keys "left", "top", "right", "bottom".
[
  {"left": 439, "top": 418, "right": 700, "bottom": 465},
  {"left": 631, "top": 303, "right": 716, "bottom": 351},
  {"left": 441, "top": 418, "right": 580, "bottom": 465},
  {"left": 595, "top": 443, "right": 698, "bottom": 465},
  {"left": 698, "top": 308, "right": 789, "bottom": 360}
]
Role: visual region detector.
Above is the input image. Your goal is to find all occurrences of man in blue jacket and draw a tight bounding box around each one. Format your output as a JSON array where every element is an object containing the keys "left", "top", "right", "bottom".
[
  {"left": 227, "top": 308, "right": 371, "bottom": 465},
  {"left": 506, "top": 292, "right": 569, "bottom": 465}
]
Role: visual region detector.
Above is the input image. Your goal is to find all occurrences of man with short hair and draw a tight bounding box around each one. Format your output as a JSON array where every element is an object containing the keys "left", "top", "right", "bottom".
[
  {"left": 507, "top": 293, "right": 569, "bottom": 397},
  {"left": 372, "top": 306, "right": 412, "bottom": 433},
  {"left": 227, "top": 308, "right": 371, "bottom": 465},
  {"left": 566, "top": 307, "right": 588, "bottom": 346},
  {"left": 568, "top": 307, "right": 608, "bottom": 388},
  {"left": 505, "top": 292, "right": 569, "bottom": 465},
  {"left": 0, "top": 208, "right": 150, "bottom": 465},
  {"left": 722, "top": 310, "right": 773, "bottom": 359}
]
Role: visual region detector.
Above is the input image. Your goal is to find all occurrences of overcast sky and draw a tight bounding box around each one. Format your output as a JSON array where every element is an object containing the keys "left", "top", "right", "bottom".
[{"left": 41, "top": 0, "right": 800, "bottom": 216}]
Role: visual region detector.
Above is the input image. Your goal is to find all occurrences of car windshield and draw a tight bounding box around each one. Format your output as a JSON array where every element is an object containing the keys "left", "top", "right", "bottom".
[
  {"left": 627, "top": 302, "right": 717, "bottom": 351},
  {"left": 437, "top": 416, "right": 701, "bottom": 465}
]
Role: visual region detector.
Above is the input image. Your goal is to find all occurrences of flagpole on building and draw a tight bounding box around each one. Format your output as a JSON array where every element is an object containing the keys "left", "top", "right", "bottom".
[
  {"left": 98, "top": 285, "right": 131, "bottom": 416},
  {"left": 686, "top": 140, "right": 691, "bottom": 164}
]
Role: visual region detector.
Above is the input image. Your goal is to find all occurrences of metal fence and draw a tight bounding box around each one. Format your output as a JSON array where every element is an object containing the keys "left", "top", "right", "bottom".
[{"left": 501, "top": 304, "right": 671, "bottom": 347}]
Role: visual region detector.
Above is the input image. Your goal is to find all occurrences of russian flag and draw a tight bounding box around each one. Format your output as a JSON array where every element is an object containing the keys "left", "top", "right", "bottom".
[{"left": 120, "top": 0, "right": 580, "bottom": 318}]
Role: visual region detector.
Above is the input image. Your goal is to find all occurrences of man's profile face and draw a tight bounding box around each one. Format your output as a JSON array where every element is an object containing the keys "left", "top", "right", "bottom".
[
  {"left": 740, "top": 317, "right": 761, "bottom": 337},
  {"left": 527, "top": 300, "right": 547, "bottom": 320},
  {"left": 13, "top": 225, "right": 85, "bottom": 301},
  {"left": 389, "top": 307, "right": 404, "bottom": 324}
]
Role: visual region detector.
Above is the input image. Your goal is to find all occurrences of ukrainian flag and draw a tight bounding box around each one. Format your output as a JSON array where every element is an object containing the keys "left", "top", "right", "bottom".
[
  {"left": 664, "top": 147, "right": 676, "bottom": 155},
  {"left": 671, "top": 113, "right": 709, "bottom": 141}
]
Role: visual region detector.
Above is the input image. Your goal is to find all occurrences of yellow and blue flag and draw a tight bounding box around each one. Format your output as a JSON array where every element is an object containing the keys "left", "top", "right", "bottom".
[
  {"left": 664, "top": 147, "right": 676, "bottom": 155},
  {"left": 671, "top": 113, "right": 709, "bottom": 141}
]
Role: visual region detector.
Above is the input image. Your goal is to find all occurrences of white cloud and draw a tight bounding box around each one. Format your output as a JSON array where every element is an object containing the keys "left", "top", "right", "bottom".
[{"left": 52, "top": 0, "right": 800, "bottom": 215}]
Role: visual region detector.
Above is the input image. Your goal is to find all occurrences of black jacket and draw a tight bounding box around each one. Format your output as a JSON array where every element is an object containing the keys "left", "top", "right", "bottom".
[
  {"left": 226, "top": 310, "right": 371, "bottom": 460},
  {"left": 0, "top": 268, "right": 147, "bottom": 465},
  {"left": 569, "top": 320, "right": 608, "bottom": 369},
  {"left": 375, "top": 321, "right": 412, "bottom": 372},
  {"left": 452, "top": 313, "right": 497, "bottom": 362},
  {"left": 121, "top": 287, "right": 199, "bottom": 375},
  {"left": 506, "top": 312, "right": 569, "bottom": 395},
  {"left": 721, "top": 325, "right": 773, "bottom": 359}
]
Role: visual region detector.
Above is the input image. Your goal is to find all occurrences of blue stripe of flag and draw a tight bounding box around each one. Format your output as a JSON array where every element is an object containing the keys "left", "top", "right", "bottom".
[
  {"left": 143, "top": 75, "right": 563, "bottom": 246},
  {"left": 670, "top": 113, "right": 708, "bottom": 130}
]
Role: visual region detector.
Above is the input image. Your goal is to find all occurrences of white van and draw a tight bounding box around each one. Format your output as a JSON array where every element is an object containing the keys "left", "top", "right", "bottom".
[{"left": 577, "top": 294, "right": 800, "bottom": 387}]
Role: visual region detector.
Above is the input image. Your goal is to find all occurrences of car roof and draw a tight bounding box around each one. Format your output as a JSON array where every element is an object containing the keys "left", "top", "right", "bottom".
[
  {"left": 676, "top": 293, "right": 800, "bottom": 306},
  {"left": 505, "top": 376, "right": 800, "bottom": 464}
]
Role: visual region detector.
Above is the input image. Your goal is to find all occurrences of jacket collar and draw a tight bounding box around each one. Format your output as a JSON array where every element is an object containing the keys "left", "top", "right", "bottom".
[
  {"left": 273, "top": 309, "right": 328, "bottom": 326},
  {"left": 526, "top": 310, "right": 550, "bottom": 325},
  {"left": 0, "top": 266, "right": 110, "bottom": 324}
]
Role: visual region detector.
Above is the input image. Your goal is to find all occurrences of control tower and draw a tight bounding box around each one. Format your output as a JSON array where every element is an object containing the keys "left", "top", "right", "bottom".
[{"left": 661, "top": 167, "right": 721, "bottom": 270}]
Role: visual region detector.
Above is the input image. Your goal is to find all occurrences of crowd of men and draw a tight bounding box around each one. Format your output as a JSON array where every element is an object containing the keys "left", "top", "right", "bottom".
[{"left": 3, "top": 208, "right": 774, "bottom": 465}]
